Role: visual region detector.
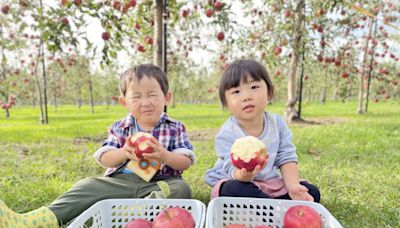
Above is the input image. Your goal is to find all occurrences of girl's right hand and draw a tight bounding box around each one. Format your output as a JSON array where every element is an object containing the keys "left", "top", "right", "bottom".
[{"left": 233, "top": 163, "right": 264, "bottom": 182}]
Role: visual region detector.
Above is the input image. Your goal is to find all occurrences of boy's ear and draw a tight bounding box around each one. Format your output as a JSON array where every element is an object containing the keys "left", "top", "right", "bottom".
[
  {"left": 165, "top": 91, "right": 172, "bottom": 104},
  {"left": 118, "top": 95, "right": 127, "bottom": 107}
]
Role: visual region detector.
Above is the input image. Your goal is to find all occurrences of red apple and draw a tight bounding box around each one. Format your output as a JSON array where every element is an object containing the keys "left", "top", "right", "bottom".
[
  {"left": 102, "top": 32, "right": 110, "bottom": 41},
  {"left": 230, "top": 136, "right": 268, "bottom": 171},
  {"left": 224, "top": 225, "right": 247, "bottom": 228},
  {"left": 145, "top": 36, "right": 153, "bottom": 45},
  {"left": 128, "top": 132, "right": 155, "bottom": 158},
  {"left": 274, "top": 46, "right": 282, "bottom": 55},
  {"left": 152, "top": 207, "right": 195, "bottom": 228},
  {"left": 125, "top": 218, "right": 152, "bottom": 228},
  {"left": 129, "top": 0, "right": 136, "bottom": 7},
  {"left": 1, "top": 4, "right": 10, "bottom": 14},
  {"left": 181, "top": 9, "right": 190, "bottom": 18},
  {"left": 74, "top": 0, "right": 82, "bottom": 6},
  {"left": 214, "top": 1, "right": 223, "bottom": 11},
  {"left": 283, "top": 205, "right": 323, "bottom": 228},
  {"left": 137, "top": 45, "right": 145, "bottom": 52},
  {"left": 217, "top": 32, "right": 225, "bottom": 41},
  {"left": 60, "top": 0, "right": 68, "bottom": 6},
  {"left": 205, "top": 8, "right": 214, "bottom": 17},
  {"left": 341, "top": 72, "right": 349, "bottom": 78}
]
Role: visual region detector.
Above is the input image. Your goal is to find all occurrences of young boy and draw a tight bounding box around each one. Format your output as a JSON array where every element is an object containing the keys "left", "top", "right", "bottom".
[{"left": 0, "top": 64, "right": 196, "bottom": 227}]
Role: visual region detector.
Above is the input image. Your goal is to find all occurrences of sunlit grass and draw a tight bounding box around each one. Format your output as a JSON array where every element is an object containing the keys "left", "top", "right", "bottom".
[{"left": 0, "top": 101, "right": 399, "bottom": 227}]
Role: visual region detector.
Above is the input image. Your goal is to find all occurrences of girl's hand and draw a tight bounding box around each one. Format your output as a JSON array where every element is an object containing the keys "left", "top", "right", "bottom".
[
  {"left": 142, "top": 137, "right": 169, "bottom": 163},
  {"left": 287, "top": 183, "right": 314, "bottom": 201},
  {"left": 233, "top": 161, "right": 265, "bottom": 182},
  {"left": 122, "top": 135, "right": 139, "bottom": 161}
]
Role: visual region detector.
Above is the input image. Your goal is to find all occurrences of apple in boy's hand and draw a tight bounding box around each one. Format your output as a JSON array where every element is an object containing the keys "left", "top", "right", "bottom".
[
  {"left": 230, "top": 136, "right": 268, "bottom": 171},
  {"left": 152, "top": 207, "right": 195, "bottom": 228},
  {"left": 283, "top": 205, "right": 323, "bottom": 228},
  {"left": 128, "top": 132, "right": 155, "bottom": 158},
  {"left": 125, "top": 218, "right": 152, "bottom": 228}
]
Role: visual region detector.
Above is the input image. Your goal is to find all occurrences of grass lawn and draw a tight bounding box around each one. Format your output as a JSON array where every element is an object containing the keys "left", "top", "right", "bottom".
[{"left": 0, "top": 101, "right": 399, "bottom": 227}]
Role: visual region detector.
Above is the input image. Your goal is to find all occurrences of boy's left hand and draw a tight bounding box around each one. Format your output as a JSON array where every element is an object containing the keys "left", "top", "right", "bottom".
[
  {"left": 287, "top": 183, "right": 314, "bottom": 201},
  {"left": 143, "top": 137, "right": 168, "bottom": 164}
]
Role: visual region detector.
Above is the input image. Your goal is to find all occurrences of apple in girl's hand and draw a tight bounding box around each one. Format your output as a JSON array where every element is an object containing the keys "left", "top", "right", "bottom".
[
  {"left": 283, "top": 205, "right": 323, "bottom": 228},
  {"left": 152, "top": 207, "right": 195, "bottom": 228},
  {"left": 128, "top": 132, "right": 155, "bottom": 158},
  {"left": 125, "top": 218, "right": 152, "bottom": 228},
  {"left": 230, "top": 136, "right": 268, "bottom": 171}
]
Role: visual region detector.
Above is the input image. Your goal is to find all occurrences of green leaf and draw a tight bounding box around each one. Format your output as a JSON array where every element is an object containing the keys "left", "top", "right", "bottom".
[{"left": 156, "top": 181, "right": 170, "bottom": 199}]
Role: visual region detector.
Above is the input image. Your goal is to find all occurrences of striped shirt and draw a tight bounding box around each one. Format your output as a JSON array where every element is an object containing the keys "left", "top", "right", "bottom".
[{"left": 94, "top": 112, "right": 195, "bottom": 178}]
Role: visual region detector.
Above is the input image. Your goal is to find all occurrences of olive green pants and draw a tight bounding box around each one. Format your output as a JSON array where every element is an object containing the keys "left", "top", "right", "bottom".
[{"left": 48, "top": 173, "right": 191, "bottom": 225}]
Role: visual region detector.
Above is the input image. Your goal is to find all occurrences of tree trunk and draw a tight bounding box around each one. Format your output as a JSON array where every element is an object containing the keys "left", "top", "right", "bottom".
[
  {"left": 365, "top": 19, "right": 377, "bottom": 113},
  {"left": 40, "top": 42, "right": 49, "bottom": 124},
  {"left": 284, "top": 0, "right": 304, "bottom": 123},
  {"left": 88, "top": 70, "right": 95, "bottom": 114},
  {"left": 154, "top": 0, "right": 163, "bottom": 68},
  {"left": 320, "top": 67, "right": 327, "bottom": 103},
  {"left": 357, "top": 19, "right": 374, "bottom": 114}
]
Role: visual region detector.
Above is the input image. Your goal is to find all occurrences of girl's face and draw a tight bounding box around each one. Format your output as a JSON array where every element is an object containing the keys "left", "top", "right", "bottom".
[
  {"left": 224, "top": 77, "right": 269, "bottom": 124},
  {"left": 119, "top": 76, "right": 170, "bottom": 130}
]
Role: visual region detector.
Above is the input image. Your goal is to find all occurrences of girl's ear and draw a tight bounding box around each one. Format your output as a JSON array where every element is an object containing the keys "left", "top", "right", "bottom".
[
  {"left": 118, "top": 95, "right": 127, "bottom": 107},
  {"left": 165, "top": 91, "right": 172, "bottom": 104}
]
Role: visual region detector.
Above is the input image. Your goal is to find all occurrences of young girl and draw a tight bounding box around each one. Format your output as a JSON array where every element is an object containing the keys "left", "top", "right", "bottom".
[{"left": 204, "top": 59, "right": 320, "bottom": 202}]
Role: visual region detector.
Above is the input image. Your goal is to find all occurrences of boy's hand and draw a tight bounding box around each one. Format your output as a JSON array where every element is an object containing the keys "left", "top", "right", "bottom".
[
  {"left": 143, "top": 137, "right": 168, "bottom": 163},
  {"left": 122, "top": 135, "right": 139, "bottom": 161},
  {"left": 287, "top": 183, "right": 314, "bottom": 201}
]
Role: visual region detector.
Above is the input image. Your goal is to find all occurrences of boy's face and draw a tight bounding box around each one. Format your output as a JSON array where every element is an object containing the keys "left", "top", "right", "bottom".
[
  {"left": 119, "top": 76, "right": 170, "bottom": 130},
  {"left": 224, "top": 78, "right": 269, "bottom": 123}
]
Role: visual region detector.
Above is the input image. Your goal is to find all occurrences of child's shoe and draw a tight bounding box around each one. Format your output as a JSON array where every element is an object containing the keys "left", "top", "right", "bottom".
[{"left": 0, "top": 199, "right": 59, "bottom": 228}]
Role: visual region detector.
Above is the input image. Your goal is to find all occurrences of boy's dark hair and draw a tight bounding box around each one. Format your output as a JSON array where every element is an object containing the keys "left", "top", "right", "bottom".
[
  {"left": 119, "top": 64, "right": 169, "bottom": 96},
  {"left": 219, "top": 59, "right": 274, "bottom": 107}
]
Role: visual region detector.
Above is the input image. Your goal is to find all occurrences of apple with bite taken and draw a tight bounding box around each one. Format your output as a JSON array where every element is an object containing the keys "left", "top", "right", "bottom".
[
  {"left": 230, "top": 136, "right": 268, "bottom": 171},
  {"left": 128, "top": 132, "right": 155, "bottom": 158}
]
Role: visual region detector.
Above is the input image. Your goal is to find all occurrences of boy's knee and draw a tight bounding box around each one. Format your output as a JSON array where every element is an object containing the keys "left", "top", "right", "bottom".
[{"left": 167, "top": 179, "right": 192, "bottom": 199}]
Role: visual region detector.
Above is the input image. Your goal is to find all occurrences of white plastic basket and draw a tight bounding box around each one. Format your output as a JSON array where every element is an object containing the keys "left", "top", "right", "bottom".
[
  {"left": 67, "top": 198, "right": 206, "bottom": 228},
  {"left": 206, "top": 197, "right": 342, "bottom": 228}
]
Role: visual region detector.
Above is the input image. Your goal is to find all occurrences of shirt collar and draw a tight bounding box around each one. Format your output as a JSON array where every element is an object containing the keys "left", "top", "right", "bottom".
[{"left": 118, "top": 112, "right": 171, "bottom": 129}]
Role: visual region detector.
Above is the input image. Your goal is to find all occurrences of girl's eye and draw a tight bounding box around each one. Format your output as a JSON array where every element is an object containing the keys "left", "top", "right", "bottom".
[
  {"left": 251, "top": 85, "right": 260, "bottom": 89},
  {"left": 231, "top": 90, "right": 240, "bottom": 95}
]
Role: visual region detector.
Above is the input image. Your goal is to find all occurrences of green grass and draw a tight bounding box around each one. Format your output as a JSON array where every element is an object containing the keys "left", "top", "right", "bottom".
[{"left": 0, "top": 101, "right": 399, "bottom": 227}]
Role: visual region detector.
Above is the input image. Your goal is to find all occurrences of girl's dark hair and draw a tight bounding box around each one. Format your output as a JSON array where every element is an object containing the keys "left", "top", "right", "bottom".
[
  {"left": 119, "top": 64, "right": 169, "bottom": 96},
  {"left": 219, "top": 59, "right": 274, "bottom": 106}
]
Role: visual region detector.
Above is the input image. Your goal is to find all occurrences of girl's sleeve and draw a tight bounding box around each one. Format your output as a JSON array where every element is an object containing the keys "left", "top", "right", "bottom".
[{"left": 274, "top": 115, "right": 298, "bottom": 167}]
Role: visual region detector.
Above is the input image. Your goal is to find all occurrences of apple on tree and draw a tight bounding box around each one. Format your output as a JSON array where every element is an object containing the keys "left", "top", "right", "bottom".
[
  {"left": 230, "top": 136, "right": 268, "bottom": 171},
  {"left": 128, "top": 132, "right": 155, "bottom": 158},
  {"left": 125, "top": 218, "right": 152, "bottom": 228},
  {"left": 152, "top": 207, "right": 195, "bottom": 228},
  {"left": 283, "top": 205, "right": 323, "bottom": 228}
]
